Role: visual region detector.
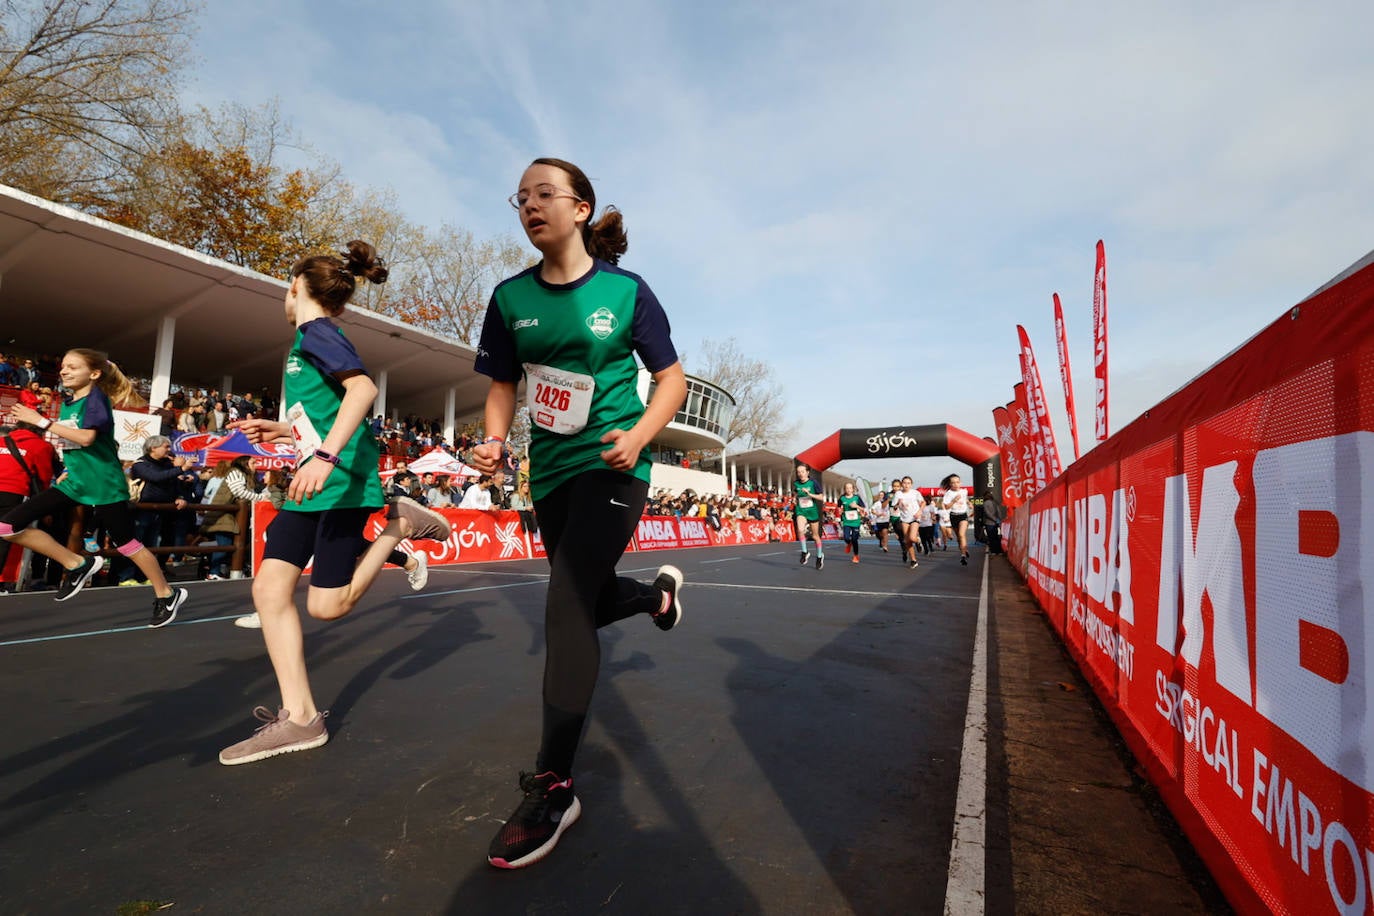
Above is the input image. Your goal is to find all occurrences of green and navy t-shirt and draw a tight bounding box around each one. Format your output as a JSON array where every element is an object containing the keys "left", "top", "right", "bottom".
[
  {"left": 281, "top": 318, "right": 385, "bottom": 512},
  {"left": 474, "top": 259, "right": 678, "bottom": 501},
  {"left": 55, "top": 386, "right": 129, "bottom": 506},
  {"left": 793, "top": 478, "right": 822, "bottom": 521},
  {"left": 839, "top": 493, "right": 866, "bottom": 528}
]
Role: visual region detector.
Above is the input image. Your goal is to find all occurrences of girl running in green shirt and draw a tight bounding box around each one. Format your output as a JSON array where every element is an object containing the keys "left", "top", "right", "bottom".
[
  {"left": 217, "top": 242, "right": 450, "bottom": 766},
  {"left": 3, "top": 350, "right": 188, "bottom": 627},
  {"left": 473, "top": 158, "right": 688, "bottom": 869}
]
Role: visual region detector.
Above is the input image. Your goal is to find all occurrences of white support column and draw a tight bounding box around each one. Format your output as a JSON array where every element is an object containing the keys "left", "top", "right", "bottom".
[
  {"left": 374, "top": 370, "right": 389, "bottom": 420},
  {"left": 279, "top": 353, "right": 290, "bottom": 421},
  {"left": 149, "top": 315, "right": 176, "bottom": 408},
  {"left": 444, "top": 387, "right": 457, "bottom": 445}
]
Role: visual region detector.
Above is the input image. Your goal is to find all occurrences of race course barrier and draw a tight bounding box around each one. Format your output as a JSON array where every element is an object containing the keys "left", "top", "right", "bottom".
[
  {"left": 1006, "top": 257, "right": 1374, "bottom": 915},
  {"left": 250, "top": 506, "right": 829, "bottom": 571}
]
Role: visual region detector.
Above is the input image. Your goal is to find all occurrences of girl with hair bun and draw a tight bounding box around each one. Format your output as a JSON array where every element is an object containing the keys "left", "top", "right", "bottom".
[
  {"left": 2, "top": 349, "right": 188, "bottom": 626},
  {"left": 218, "top": 241, "right": 452, "bottom": 766},
  {"left": 473, "top": 158, "right": 688, "bottom": 868}
]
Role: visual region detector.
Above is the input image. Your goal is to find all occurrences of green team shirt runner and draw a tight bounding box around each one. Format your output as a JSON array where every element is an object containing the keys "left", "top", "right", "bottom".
[
  {"left": 54, "top": 387, "right": 129, "bottom": 506},
  {"left": 474, "top": 259, "right": 679, "bottom": 502},
  {"left": 793, "top": 478, "right": 822, "bottom": 522},
  {"left": 839, "top": 494, "right": 865, "bottom": 528},
  {"left": 281, "top": 318, "right": 385, "bottom": 512}
]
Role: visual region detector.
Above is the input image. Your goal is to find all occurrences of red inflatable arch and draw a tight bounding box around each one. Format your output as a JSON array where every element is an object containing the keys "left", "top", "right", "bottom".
[{"left": 795, "top": 423, "right": 1001, "bottom": 495}]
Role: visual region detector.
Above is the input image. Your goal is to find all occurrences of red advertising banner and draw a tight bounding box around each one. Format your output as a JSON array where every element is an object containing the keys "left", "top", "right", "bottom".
[
  {"left": 1007, "top": 257, "right": 1374, "bottom": 915},
  {"left": 1011, "top": 382, "right": 1037, "bottom": 502},
  {"left": 249, "top": 508, "right": 803, "bottom": 571},
  {"left": 1053, "top": 292, "right": 1082, "bottom": 462},
  {"left": 251, "top": 505, "right": 537, "bottom": 571},
  {"left": 1093, "top": 239, "right": 1109, "bottom": 443},
  {"left": 1017, "top": 325, "right": 1063, "bottom": 485},
  {"left": 992, "top": 404, "right": 1023, "bottom": 509}
]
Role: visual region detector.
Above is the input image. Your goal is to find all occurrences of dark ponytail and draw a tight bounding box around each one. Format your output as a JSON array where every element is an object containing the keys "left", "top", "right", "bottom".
[
  {"left": 291, "top": 240, "right": 389, "bottom": 314},
  {"left": 530, "top": 157, "right": 628, "bottom": 264}
]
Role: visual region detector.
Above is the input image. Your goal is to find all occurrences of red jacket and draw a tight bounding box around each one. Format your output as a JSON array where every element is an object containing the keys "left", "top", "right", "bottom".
[{"left": 0, "top": 428, "right": 58, "bottom": 496}]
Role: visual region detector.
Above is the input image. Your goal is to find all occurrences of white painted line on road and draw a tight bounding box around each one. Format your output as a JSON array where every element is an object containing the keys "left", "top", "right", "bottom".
[
  {"left": 690, "top": 582, "right": 978, "bottom": 601},
  {"left": 398, "top": 580, "right": 546, "bottom": 600},
  {"left": 944, "top": 553, "right": 990, "bottom": 914},
  {"left": 0, "top": 614, "right": 260, "bottom": 648},
  {"left": 700, "top": 557, "right": 742, "bottom": 564}
]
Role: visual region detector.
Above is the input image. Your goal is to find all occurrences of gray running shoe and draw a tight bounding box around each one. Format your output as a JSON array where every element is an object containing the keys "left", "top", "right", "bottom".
[
  {"left": 56, "top": 555, "right": 104, "bottom": 602},
  {"left": 219, "top": 706, "right": 329, "bottom": 766},
  {"left": 405, "top": 551, "right": 429, "bottom": 591},
  {"left": 392, "top": 497, "right": 451, "bottom": 542}
]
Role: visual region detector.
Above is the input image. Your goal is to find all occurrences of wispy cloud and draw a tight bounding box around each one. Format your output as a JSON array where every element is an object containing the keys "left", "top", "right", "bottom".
[{"left": 185, "top": 0, "right": 1374, "bottom": 469}]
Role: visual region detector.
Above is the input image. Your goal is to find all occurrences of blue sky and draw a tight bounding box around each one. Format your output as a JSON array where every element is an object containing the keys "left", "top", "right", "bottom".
[{"left": 184, "top": 1, "right": 1374, "bottom": 486}]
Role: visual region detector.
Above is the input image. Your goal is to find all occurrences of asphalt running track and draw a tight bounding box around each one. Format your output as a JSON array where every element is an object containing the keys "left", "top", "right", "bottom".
[{"left": 0, "top": 541, "right": 1224, "bottom": 915}]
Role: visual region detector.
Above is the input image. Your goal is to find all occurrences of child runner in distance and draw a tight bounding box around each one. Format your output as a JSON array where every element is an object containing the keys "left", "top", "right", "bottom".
[
  {"left": 793, "top": 463, "right": 824, "bottom": 569},
  {"left": 893, "top": 475, "right": 925, "bottom": 569},
  {"left": 218, "top": 242, "right": 451, "bottom": 766},
  {"left": 869, "top": 489, "right": 891, "bottom": 553},
  {"left": 472, "top": 157, "right": 688, "bottom": 868},
  {"left": 838, "top": 481, "right": 866, "bottom": 563},
  {"left": 3, "top": 350, "right": 188, "bottom": 627},
  {"left": 942, "top": 473, "right": 972, "bottom": 565}
]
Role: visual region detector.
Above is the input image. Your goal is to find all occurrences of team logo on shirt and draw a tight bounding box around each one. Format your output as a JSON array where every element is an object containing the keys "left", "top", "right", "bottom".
[
  {"left": 286, "top": 355, "right": 303, "bottom": 376},
  {"left": 586, "top": 307, "right": 618, "bottom": 340},
  {"left": 513, "top": 319, "right": 539, "bottom": 330}
]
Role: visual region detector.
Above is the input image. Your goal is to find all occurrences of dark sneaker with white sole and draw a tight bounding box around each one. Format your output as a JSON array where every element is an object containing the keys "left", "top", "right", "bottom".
[
  {"left": 56, "top": 555, "right": 104, "bottom": 602},
  {"left": 488, "top": 770, "right": 581, "bottom": 869},
  {"left": 219, "top": 706, "right": 329, "bottom": 765},
  {"left": 149, "top": 587, "right": 188, "bottom": 628},
  {"left": 816, "top": 554, "right": 824, "bottom": 570},
  {"left": 651, "top": 565, "right": 683, "bottom": 631},
  {"left": 799, "top": 552, "right": 809, "bottom": 566}
]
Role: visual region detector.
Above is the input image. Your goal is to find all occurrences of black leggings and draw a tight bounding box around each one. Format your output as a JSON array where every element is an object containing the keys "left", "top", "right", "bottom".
[{"left": 534, "top": 469, "right": 660, "bottom": 776}]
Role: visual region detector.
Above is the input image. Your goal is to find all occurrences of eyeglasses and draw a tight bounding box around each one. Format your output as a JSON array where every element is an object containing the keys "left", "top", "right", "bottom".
[{"left": 508, "top": 183, "right": 582, "bottom": 210}]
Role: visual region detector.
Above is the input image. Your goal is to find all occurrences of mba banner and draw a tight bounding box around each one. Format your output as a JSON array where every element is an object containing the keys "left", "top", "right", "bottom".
[{"left": 1007, "top": 256, "right": 1374, "bottom": 916}]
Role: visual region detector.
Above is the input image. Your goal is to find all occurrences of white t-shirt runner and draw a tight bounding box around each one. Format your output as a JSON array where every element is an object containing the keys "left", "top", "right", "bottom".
[
  {"left": 893, "top": 489, "right": 925, "bottom": 524},
  {"left": 942, "top": 487, "right": 970, "bottom": 515}
]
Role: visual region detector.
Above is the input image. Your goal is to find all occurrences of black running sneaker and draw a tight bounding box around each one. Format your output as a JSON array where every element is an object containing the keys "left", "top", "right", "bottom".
[
  {"left": 960, "top": 554, "right": 969, "bottom": 566},
  {"left": 56, "top": 555, "right": 104, "bottom": 602},
  {"left": 488, "top": 771, "right": 581, "bottom": 869},
  {"left": 651, "top": 565, "right": 683, "bottom": 631},
  {"left": 816, "top": 554, "right": 824, "bottom": 570},
  {"left": 150, "top": 587, "right": 189, "bottom": 628},
  {"left": 799, "top": 551, "right": 809, "bottom": 566}
]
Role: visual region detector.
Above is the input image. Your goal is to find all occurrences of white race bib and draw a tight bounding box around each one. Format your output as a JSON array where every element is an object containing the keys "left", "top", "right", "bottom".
[
  {"left": 844, "top": 509, "right": 860, "bottom": 521},
  {"left": 798, "top": 496, "right": 814, "bottom": 509},
  {"left": 287, "top": 402, "right": 324, "bottom": 460},
  {"left": 525, "top": 363, "right": 595, "bottom": 435}
]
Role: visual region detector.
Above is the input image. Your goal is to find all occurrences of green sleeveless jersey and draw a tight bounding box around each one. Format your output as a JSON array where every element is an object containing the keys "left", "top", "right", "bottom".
[
  {"left": 54, "top": 387, "right": 130, "bottom": 506},
  {"left": 475, "top": 260, "right": 679, "bottom": 502},
  {"left": 793, "top": 478, "right": 822, "bottom": 521},
  {"left": 281, "top": 318, "right": 385, "bottom": 512}
]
